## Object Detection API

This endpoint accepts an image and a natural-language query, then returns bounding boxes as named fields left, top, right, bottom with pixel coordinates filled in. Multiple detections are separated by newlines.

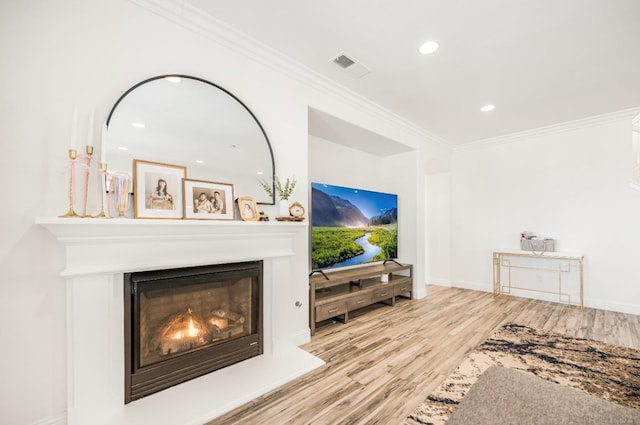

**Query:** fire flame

left=171, top=317, right=201, bottom=340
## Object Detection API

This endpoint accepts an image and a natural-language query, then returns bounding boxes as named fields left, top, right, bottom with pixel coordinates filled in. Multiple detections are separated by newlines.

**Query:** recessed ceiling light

left=480, top=104, right=495, bottom=112
left=131, top=122, right=145, bottom=128
left=257, top=171, right=264, bottom=175
left=117, top=146, right=128, bottom=151
left=195, top=160, right=204, bottom=164
left=165, top=76, right=181, bottom=83
left=419, top=41, right=439, bottom=55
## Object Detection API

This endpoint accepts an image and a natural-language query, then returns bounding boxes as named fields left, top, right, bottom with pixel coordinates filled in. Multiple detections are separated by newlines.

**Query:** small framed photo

left=133, top=159, right=186, bottom=219
left=183, top=179, right=235, bottom=220
left=237, top=197, right=260, bottom=221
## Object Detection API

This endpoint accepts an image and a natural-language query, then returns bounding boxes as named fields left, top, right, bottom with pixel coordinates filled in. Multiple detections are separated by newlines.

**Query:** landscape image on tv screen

left=311, top=182, right=398, bottom=270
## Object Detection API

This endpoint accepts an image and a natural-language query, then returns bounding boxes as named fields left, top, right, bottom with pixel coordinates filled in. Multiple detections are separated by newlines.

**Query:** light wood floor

left=207, top=285, right=640, bottom=425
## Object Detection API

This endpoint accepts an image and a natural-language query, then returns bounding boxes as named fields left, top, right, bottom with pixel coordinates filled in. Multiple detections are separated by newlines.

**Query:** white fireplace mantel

left=37, top=217, right=324, bottom=425
left=38, top=218, right=306, bottom=276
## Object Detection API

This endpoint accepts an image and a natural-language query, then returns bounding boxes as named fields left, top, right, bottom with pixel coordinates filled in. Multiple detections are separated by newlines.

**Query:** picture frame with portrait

left=183, top=178, right=235, bottom=220
left=133, top=159, right=186, bottom=219
left=237, top=197, right=259, bottom=221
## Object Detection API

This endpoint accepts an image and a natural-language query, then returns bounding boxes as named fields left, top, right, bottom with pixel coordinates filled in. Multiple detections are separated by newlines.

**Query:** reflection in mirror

left=106, top=75, right=275, bottom=204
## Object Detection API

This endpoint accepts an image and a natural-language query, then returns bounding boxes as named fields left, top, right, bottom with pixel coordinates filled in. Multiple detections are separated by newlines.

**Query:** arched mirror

left=106, top=75, right=275, bottom=204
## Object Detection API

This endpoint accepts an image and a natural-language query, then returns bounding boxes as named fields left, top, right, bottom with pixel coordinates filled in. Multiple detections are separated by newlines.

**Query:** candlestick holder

left=94, top=162, right=108, bottom=218
left=80, top=145, right=93, bottom=217
left=59, top=149, right=80, bottom=218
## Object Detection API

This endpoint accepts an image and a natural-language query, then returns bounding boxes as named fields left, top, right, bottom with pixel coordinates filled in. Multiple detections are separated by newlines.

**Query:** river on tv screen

left=311, top=183, right=398, bottom=270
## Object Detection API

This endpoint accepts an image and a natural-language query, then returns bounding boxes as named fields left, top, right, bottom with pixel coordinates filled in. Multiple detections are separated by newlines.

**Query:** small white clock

left=288, top=201, right=305, bottom=219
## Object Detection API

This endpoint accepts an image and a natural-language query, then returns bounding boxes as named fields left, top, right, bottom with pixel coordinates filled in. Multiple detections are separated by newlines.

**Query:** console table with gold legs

left=493, top=250, right=584, bottom=309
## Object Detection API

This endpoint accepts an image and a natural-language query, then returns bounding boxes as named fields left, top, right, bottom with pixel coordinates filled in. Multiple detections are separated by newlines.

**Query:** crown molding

left=129, top=0, right=449, bottom=148
left=455, top=107, right=640, bottom=152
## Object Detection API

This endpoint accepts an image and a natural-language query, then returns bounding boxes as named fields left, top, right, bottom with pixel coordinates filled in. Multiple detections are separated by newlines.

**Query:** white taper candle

left=100, top=123, right=108, bottom=164
left=70, top=106, right=78, bottom=150
left=87, top=108, right=95, bottom=148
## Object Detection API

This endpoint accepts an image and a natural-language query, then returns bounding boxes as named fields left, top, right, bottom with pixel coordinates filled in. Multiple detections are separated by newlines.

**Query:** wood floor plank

left=206, top=285, right=640, bottom=425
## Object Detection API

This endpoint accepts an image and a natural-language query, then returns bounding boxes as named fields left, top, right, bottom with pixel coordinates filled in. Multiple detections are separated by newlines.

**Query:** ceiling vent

left=330, top=52, right=371, bottom=78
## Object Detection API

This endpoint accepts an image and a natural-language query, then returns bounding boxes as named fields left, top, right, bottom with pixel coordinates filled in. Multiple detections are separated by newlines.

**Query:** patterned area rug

left=404, top=323, right=640, bottom=425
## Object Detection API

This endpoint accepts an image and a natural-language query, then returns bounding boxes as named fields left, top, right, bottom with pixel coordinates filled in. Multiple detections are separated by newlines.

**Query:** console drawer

left=372, top=287, right=394, bottom=302
left=347, top=292, right=373, bottom=310
left=394, top=281, right=412, bottom=296
left=315, top=300, right=348, bottom=321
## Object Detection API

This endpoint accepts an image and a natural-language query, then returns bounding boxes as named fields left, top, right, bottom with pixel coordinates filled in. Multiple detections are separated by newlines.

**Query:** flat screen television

left=310, top=182, right=398, bottom=271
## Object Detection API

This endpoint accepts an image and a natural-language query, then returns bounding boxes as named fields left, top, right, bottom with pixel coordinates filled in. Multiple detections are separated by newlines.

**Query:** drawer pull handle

left=356, top=300, right=364, bottom=304
left=380, top=292, right=389, bottom=296
left=328, top=308, right=338, bottom=313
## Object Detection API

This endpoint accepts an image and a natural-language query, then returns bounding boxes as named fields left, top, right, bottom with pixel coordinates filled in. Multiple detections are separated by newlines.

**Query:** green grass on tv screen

left=311, top=224, right=397, bottom=270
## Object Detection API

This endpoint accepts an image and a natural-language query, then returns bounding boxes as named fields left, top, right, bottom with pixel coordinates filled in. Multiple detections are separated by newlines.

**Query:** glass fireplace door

left=124, top=261, right=263, bottom=402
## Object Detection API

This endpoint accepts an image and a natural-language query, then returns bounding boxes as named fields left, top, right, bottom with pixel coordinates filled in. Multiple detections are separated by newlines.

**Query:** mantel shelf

left=36, top=217, right=306, bottom=240
left=36, top=217, right=307, bottom=277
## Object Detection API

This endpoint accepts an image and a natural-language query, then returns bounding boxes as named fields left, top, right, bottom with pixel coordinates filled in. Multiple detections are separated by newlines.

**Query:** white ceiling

left=187, top=0, right=640, bottom=146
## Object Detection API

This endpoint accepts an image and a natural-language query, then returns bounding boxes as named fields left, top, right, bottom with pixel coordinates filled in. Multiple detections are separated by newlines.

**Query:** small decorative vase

left=279, top=199, right=290, bottom=217
left=107, top=172, right=132, bottom=218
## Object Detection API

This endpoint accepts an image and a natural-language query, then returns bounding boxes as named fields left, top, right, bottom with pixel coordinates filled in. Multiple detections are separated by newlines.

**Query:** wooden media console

left=309, top=262, right=413, bottom=335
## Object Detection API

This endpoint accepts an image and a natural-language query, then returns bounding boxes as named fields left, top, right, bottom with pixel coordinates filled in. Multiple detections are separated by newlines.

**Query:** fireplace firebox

left=124, top=261, right=263, bottom=403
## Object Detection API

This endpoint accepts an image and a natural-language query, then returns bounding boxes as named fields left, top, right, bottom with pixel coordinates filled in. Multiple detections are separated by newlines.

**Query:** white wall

left=309, top=136, right=389, bottom=194
left=0, top=1, right=440, bottom=424
left=426, top=171, right=451, bottom=286
left=451, top=112, right=640, bottom=314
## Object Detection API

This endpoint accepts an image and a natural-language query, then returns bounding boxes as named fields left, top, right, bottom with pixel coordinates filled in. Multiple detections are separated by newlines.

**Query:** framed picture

left=183, top=179, right=235, bottom=220
left=133, top=159, right=186, bottom=219
left=237, top=197, right=259, bottom=221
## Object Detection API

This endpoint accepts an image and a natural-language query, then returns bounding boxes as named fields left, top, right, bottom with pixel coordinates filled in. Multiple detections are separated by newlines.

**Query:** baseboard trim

left=586, top=298, right=640, bottom=316
left=29, top=413, right=66, bottom=425
left=426, top=277, right=452, bottom=287
left=291, top=328, right=311, bottom=346
left=447, top=282, right=640, bottom=316
left=452, top=280, right=492, bottom=293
